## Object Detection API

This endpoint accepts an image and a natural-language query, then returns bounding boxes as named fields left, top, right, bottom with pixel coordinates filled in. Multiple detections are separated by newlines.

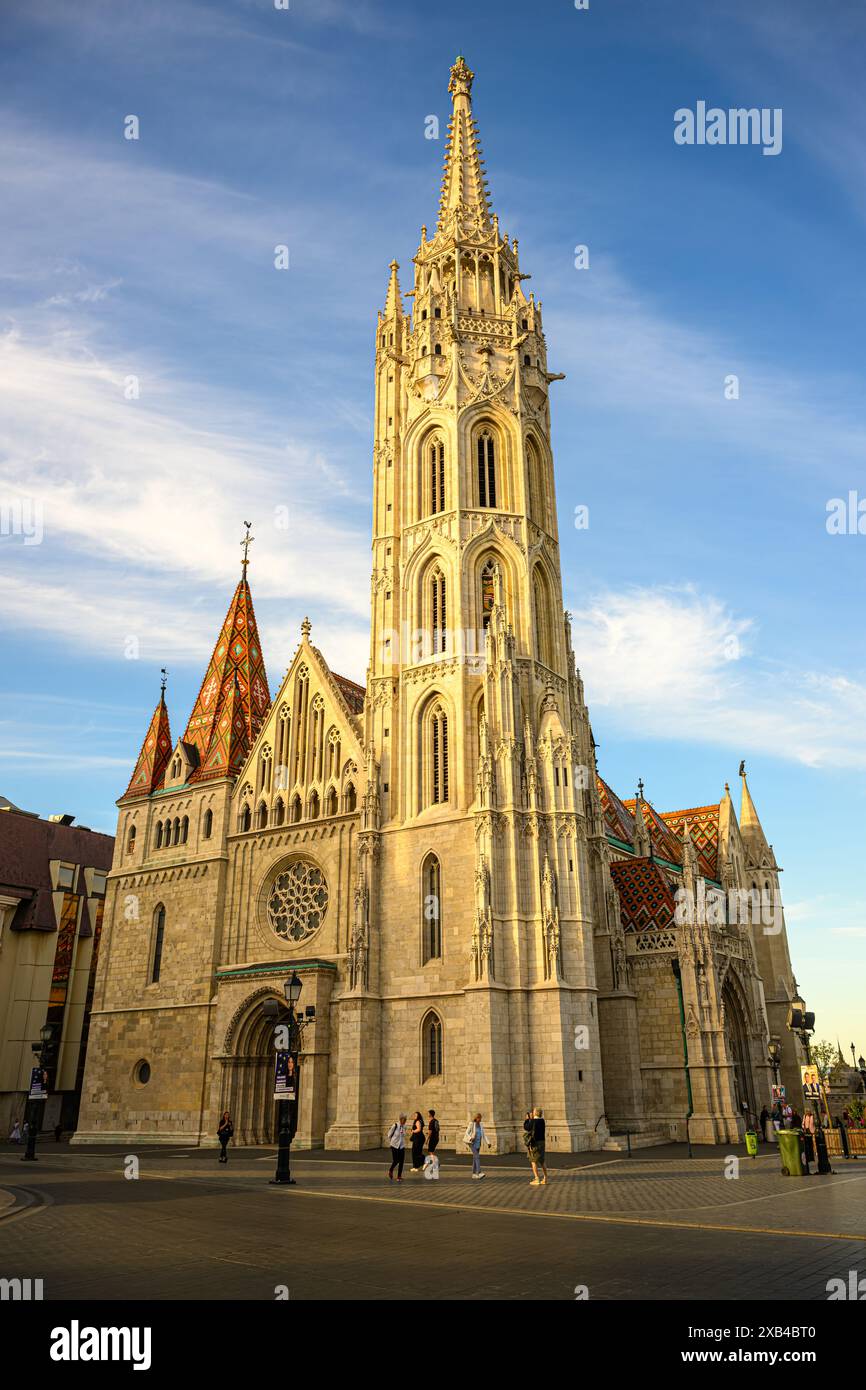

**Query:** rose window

left=267, top=861, right=329, bottom=943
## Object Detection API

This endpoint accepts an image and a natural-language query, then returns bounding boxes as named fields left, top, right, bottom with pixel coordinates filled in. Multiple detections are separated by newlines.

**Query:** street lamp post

left=264, top=973, right=314, bottom=1187
left=21, top=1024, right=55, bottom=1163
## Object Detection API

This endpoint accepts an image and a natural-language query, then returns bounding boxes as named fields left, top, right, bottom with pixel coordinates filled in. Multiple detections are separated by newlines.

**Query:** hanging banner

left=29, top=1066, right=49, bottom=1101
left=273, top=1050, right=298, bottom=1102
left=801, top=1064, right=823, bottom=1101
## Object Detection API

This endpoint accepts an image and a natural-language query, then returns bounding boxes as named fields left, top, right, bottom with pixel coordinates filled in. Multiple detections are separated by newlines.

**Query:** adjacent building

left=0, top=797, right=113, bottom=1134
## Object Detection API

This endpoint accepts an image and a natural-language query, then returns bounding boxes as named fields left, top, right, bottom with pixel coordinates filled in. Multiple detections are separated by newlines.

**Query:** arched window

left=239, top=804, right=251, bottom=833
left=180, top=815, right=189, bottom=845
left=527, top=439, right=545, bottom=529
left=151, top=905, right=166, bottom=984
left=422, top=1011, right=443, bottom=1079
left=422, top=853, right=442, bottom=962
left=293, top=669, right=309, bottom=785
left=275, top=705, right=291, bottom=786
left=163, top=818, right=172, bottom=846
left=325, top=786, right=337, bottom=817
left=309, top=697, right=325, bottom=784
left=533, top=566, right=554, bottom=669
left=172, top=816, right=180, bottom=846
left=477, top=429, right=497, bottom=508
left=127, top=824, right=136, bottom=855
left=308, top=790, right=320, bottom=820
left=202, top=808, right=213, bottom=840
left=481, top=558, right=497, bottom=632
left=256, top=801, right=268, bottom=830
left=429, top=703, right=449, bottom=806
left=429, top=437, right=446, bottom=514
left=290, top=794, right=302, bottom=824
left=327, top=728, right=341, bottom=782
left=344, top=783, right=357, bottom=814
left=273, top=797, right=285, bottom=827
left=155, top=822, right=163, bottom=850
left=430, top=567, right=447, bottom=655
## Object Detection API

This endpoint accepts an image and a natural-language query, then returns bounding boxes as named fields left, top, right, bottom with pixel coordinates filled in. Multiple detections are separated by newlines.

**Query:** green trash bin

left=778, top=1128, right=804, bottom=1176
left=745, top=1129, right=758, bottom=1158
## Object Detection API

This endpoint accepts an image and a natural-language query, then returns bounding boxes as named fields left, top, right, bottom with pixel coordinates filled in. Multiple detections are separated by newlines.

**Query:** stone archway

left=219, top=991, right=283, bottom=1146
left=721, top=972, right=757, bottom=1124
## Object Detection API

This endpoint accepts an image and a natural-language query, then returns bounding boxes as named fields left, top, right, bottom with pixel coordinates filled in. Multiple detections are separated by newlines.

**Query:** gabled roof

left=596, top=776, right=635, bottom=845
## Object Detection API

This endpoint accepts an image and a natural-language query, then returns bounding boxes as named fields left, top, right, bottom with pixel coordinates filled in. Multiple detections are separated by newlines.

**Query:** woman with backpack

left=217, top=1110, right=234, bottom=1164
left=387, top=1113, right=407, bottom=1181
left=526, top=1106, right=547, bottom=1185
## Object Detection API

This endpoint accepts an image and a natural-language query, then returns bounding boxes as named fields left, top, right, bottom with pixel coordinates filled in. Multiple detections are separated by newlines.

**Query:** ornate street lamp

left=264, top=973, right=314, bottom=1187
left=21, top=1023, right=56, bottom=1163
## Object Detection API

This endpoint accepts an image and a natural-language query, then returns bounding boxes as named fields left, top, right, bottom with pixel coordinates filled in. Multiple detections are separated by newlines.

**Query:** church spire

left=437, top=55, right=493, bottom=233
left=122, top=671, right=172, bottom=799
left=739, top=761, right=772, bottom=863
left=183, top=529, right=271, bottom=780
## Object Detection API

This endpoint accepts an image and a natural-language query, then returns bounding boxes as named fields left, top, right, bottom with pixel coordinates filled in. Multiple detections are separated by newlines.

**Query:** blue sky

left=0, top=0, right=863, bottom=1052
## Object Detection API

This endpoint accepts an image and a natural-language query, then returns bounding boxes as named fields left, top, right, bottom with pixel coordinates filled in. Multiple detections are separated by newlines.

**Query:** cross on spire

left=160, top=667, right=168, bottom=696
left=240, top=521, right=254, bottom=574
left=637, top=778, right=644, bottom=799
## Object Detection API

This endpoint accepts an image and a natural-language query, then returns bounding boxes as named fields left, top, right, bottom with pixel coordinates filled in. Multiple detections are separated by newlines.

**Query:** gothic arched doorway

left=220, top=992, right=282, bottom=1146
left=721, top=974, right=757, bottom=1125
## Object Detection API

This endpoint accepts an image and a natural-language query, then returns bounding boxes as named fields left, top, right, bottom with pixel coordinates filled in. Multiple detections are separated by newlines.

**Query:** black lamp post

left=21, top=1024, right=55, bottom=1163
left=768, top=1038, right=782, bottom=1091
left=269, top=972, right=304, bottom=1187
left=786, top=994, right=818, bottom=1119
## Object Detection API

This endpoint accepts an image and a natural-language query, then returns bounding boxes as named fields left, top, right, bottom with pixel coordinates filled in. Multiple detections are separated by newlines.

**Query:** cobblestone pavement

left=1, top=1146, right=864, bottom=1301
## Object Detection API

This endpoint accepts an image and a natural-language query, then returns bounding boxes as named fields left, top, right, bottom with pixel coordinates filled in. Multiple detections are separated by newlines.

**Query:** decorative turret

left=122, top=670, right=172, bottom=799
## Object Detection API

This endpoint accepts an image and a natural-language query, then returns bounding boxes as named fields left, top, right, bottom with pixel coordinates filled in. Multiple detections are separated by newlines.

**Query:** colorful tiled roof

left=609, top=858, right=676, bottom=933
left=184, top=577, right=271, bottom=782
left=659, top=804, right=720, bottom=880
left=123, top=695, right=172, bottom=799
left=596, top=776, right=635, bottom=844
left=332, top=673, right=366, bottom=715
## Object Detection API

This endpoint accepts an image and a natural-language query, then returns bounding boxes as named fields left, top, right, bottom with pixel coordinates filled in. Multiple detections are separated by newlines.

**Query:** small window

left=422, top=308, right=428, bottom=320
left=203, top=809, right=213, bottom=839
left=126, top=825, right=136, bottom=855
left=91, top=872, right=107, bottom=896
left=239, top=804, right=251, bottom=833
left=434, top=307, right=441, bottom=319
left=523, top=354, right=530, bottom=366
left=57, top=865, right=75, bottom=890
left=422, top=854, right=442, bottom=962
left=344, top=784, right=357, bottom=814
left=477, top=431, right=497, bottom=508
left=434, top=343, right=442, bottom=356
left=134, top=1060, right=151, bottom=1086
left=423, top=1012, right=443, bottom=1079
left=155, top=822, right=163, bottom=850
left=181, top=815, right=189, bottom=844
left=151, top=906, right=166, bottom=983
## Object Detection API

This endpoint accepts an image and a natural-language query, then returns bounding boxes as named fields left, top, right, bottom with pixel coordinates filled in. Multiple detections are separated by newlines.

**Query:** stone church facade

left=75, top=58, right=806, bottom=1153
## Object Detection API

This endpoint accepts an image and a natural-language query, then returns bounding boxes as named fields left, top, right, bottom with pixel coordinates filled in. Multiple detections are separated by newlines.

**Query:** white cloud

left=569, top=584, right=866, bottom=769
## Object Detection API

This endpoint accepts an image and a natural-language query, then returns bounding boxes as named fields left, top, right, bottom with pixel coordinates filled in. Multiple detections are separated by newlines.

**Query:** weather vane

left=241, top=521, right=254, bottom=573
left=637, top=778, right=644, bottom=799
left=160, top=667, right=168, bottom=695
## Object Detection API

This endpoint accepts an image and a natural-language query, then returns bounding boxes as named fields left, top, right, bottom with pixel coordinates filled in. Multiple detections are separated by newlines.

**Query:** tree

left=810, top=1039, right=839, bottom=1081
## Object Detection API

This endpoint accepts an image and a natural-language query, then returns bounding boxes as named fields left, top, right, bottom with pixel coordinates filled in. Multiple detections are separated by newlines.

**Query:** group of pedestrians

left=386, top=1106, right=548, bottom=1185
left=387, top=1109, right=441, bottom=1180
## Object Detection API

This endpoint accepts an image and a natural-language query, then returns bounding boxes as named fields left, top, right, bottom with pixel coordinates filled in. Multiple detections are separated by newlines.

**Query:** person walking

left=9, top=1118, right=21, bottom=1144
left=409, top=1111, right=425, bottom=1172
left=526, top=1106, right=548, bottom=1185
left=217, top=1110, right=234, bottom=1164
left=463, top=1112, right=489, bottom=1179
left=387, top=1113, right=407, bottom=1182
left=426, top=1109, right=440, bottom=1157
left=759, top=1105, right=770, bottom=1143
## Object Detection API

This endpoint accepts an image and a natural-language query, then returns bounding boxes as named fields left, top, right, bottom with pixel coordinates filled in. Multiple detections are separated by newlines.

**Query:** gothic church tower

left=335, top=57, right=611, bottom=1151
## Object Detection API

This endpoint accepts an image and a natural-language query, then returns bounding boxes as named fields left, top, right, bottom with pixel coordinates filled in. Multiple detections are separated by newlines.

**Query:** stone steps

left=602, top=1130, right=669, bottom=1151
